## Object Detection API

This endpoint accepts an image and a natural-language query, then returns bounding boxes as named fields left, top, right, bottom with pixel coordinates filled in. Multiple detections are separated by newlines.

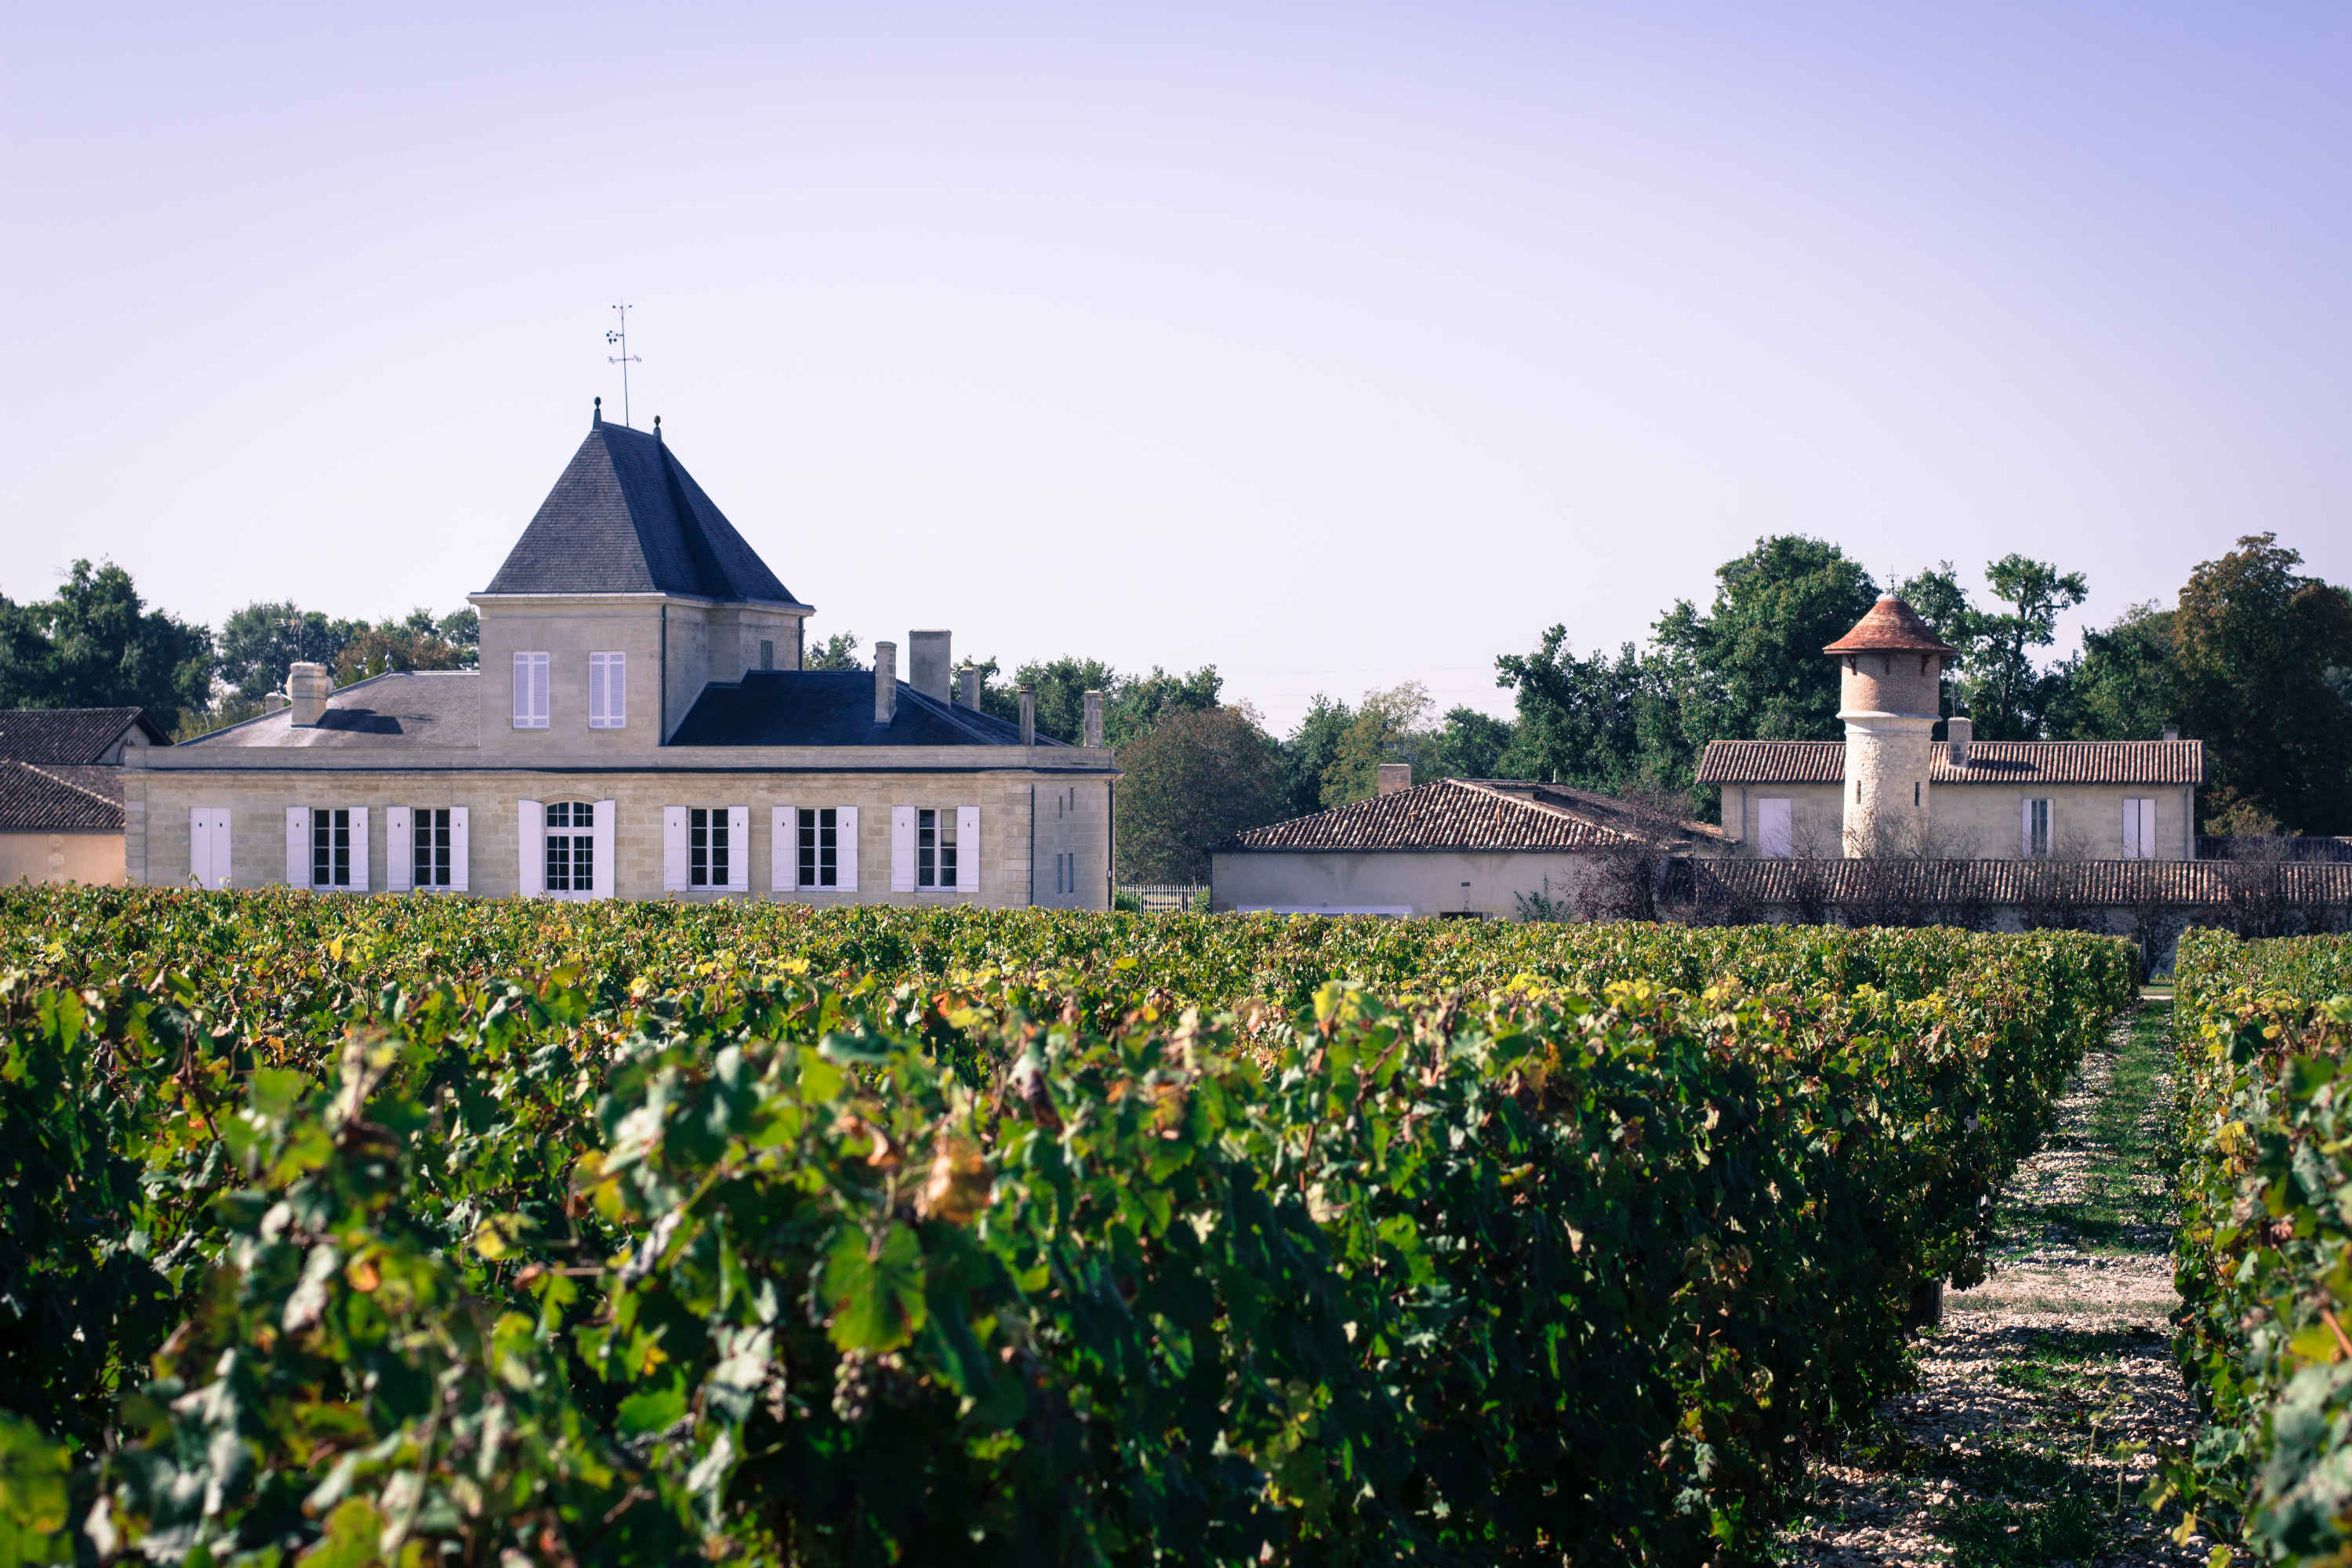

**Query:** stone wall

left=0, top=831, right=125, bottom=887
left=1209, top=849, right=1621, bottom=920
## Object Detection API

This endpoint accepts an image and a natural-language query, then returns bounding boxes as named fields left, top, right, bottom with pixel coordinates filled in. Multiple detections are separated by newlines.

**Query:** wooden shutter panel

left=838, top=806, right=859, bottom=892
left=349, top=808, right=370, bottom=893
left=588, top=656, right=604, bottom=727
left=956, top=806, right=980, bottom=895
left=449, top=807, right=470, bottom=892
left=592, top=800, right=617, bottom=900
left=209, top=808, right=231, bottom=889
left=891, top=807, right=916, bottom=892
left=2121, top=800, right=2138, bottom=859
left=386, top=807, right=412, bottom=892
left=286, top=806, right=308, bottom=887
left=518, top=800, right=544, bottom=897
left=727, top=807, right=750, bottom=891
left=663, top=807, right=689, bottom=891
left=771, top=806, right=793, bottom=894
left=608, top=654, right=624, bottom=727
left=514, top=653, right=533, bottom=726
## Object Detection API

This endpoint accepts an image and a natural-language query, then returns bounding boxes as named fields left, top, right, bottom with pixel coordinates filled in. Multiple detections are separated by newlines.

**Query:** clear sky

left=7, top=2, right=2348, bottom=731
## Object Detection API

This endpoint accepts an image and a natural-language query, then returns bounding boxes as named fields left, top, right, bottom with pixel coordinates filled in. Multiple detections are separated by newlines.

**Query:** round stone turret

left=1824, top=597, right=1955, bottom=856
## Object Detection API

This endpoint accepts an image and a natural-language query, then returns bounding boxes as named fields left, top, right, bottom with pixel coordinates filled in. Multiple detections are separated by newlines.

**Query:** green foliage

left=0, top=560, right=215, bottom=731
left=2164, top=931, right=2352, bottom=1562
left=976, top=655, right=1223, bottom=748
left=0, top=890, right=2132, bottom=1565
left=215, top=601, right=365, bottom=702
left=1113, top=705, right=1290, bottom=881
left=804, top=630, right=862, bottom=670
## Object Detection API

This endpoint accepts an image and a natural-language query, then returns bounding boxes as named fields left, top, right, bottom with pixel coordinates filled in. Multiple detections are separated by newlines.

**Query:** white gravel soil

left=1772, top=1004, right=2216, bottom=1568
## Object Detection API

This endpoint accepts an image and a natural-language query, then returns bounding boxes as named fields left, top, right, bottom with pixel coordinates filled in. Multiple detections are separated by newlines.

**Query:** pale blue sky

left=7, top=2, right=2347, bottom=730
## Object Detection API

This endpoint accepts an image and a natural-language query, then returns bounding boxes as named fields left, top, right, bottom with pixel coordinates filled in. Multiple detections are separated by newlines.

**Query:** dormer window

left=590, top=652, right=626, bottom=729
left=513, top=652, right=550, bottom=728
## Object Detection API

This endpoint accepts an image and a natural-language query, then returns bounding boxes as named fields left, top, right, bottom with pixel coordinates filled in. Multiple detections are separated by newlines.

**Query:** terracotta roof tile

left=1696, top=738, right=2205, bottom=786
left=1823, top=597, right=1959, bottom=655
left=1218, top=778, right=1719, bottom=853
left=0, top=761, right=125, bottom=833
left=0, top=707, right=165, bottom=763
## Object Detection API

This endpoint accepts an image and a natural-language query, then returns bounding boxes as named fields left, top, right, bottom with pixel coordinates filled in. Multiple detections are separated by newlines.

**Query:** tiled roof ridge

left=1823, top=596, right=1960, bottom=655
left=19, top=760, right=122, bottom=811
left=1221, top=776, right=1642, bottom=853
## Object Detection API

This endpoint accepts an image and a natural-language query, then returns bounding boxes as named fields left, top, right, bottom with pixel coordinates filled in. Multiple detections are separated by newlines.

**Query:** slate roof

left=1824, top=597, right=1959, bottom=655
left=484, top=418, right=805, bottom=604
left=180, top=671, right=482, bottom=749
left=1680, top=856, right=2352, bottom=907
left=0, top=707, right=167, bottom=763
left=669, top=672, right=1054, bottom=747
left=1216, top=778, right=1721, bottom=854
left=1696, top=738, right=2205, bottom=786
left=0, top=761, right=124, bottom=832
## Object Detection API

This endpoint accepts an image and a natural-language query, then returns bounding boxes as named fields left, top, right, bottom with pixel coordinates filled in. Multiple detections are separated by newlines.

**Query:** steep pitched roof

left=668, top=672, right=1055, bottom=748
left=0, top=760, right=124, bottom=832
left=1217, top=778, right=1719, bottom=854
left=1824, top=597, right=1958, bottom=655
left=484, top=419, right=805, bottom=604
left=1695, top=738, right=2205, bottom=786
left=0, top=707, right=166, bottom=763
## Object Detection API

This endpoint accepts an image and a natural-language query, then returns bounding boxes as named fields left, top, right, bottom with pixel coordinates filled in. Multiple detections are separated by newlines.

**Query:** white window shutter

left=286, top=806, right=307, bottom=887
left=772, top=806, right=793, bottom=894
left=727, top=807, right=750, bottom=891
left=192, top=808, right=227, bottom=889
left=514, top=653, right=533, bottom=726
left=956, top=806, right=980, bottom=894
left=2020, top=799, right=2034, bottom=858
left=837, top=806, right=859, bottom=892
left=209, top=808, right=230, bottom=888
left=588, top=657, right=603, bottom=727
left=349, top=808, right=370, bottom=892
left=534, top=656, right=549, bottom=724
left=2121, top=800, right=2138, bottom=859
left=891, top=806, right=916, bottom=892
left=592, top=800, right=617, bottom=900
left=608, top=653, right=625, bottom=727
left=663, top=806, right=689, bottom=891
left=386, top=807, right=412, bottom=892
left=449, top=807, right=470, bottom=892
left=518, top=800, right=545, bottom=897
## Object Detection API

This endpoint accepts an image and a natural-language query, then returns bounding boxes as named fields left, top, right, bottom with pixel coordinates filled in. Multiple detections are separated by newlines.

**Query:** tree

left=1113, top=706, right=1290, bottom=882
left=2170, top=535, right=2352, bottom=834
left=977, top=656, right=1221, bottom=748
left=1425, top=706, right=1514, bottom=781
left=1650, top=535, right=1879, bottom=750
left=805, top=631, right=862, bottom=670
left=0, top=561, right=213, bottom=731
left=216, top=603, right=362, bottom=701
left=1492, top=634, right=1676, bottom=794
left=333, top=623, right=473, bottom=684
left=1317, top=682, right=1436, bottom=806
left=1965, top=555, right=2087, bottom=740
left=1281, top=696, right=1352, bottom=819
left=2046, top=602, right=2179, bottom=744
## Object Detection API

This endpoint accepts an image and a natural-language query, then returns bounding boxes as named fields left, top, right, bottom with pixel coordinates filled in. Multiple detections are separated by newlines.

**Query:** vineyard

left=2169, top=931, right=2352, bottom=1563
left=0, top=888, right=2136, bottom=1565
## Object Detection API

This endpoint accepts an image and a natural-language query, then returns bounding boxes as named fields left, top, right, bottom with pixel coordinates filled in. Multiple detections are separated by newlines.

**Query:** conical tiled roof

left=1823, top=596, right=1958, bottom=655
left=484, top=418, right=805, bottom=604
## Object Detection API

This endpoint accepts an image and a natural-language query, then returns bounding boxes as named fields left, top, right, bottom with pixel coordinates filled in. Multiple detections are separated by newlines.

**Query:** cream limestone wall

left=0, top=832, right=125, bottom=886
left=1929, top=782, right=2198, bottom=861
left=124, top=760, right=1110, bottom=908
left=1842, top=717, right=1936, bottom=855
left=1029, top=776, right=1109, bottom=909
left=1208, top=850, right=1619, bottom=920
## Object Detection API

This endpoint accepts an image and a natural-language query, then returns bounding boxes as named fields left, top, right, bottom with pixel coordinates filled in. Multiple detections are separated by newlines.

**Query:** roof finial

left=654, top=414, right=662, bottom=443
left=593, top=395, right=602, bottom=428
left=605, top=303, right=641, bottom=426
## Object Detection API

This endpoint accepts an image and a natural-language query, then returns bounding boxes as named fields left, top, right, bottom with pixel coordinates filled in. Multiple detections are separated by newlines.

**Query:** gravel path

left=1773, top=1003, right=2216, bottom=1568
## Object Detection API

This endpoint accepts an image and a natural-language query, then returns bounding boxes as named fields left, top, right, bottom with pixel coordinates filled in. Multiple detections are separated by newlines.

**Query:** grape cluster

left=830, top=1350, right=916, bottom=1425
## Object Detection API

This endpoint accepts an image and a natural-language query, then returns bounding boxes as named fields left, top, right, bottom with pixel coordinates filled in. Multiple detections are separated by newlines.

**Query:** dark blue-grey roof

left=670, top=671, right=1060, bottom=747
left=484, top=419, right=804, bottom=603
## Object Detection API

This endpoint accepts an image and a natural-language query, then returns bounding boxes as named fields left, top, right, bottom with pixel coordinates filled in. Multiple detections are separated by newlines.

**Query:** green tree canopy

left=1492, top=635, right=1677, bottom=795
left=0, top=561, right=213, bottom=731
left=1650, top=535, right=1879, bottom=748
left=1112, top=705, right=1290, bottom=881
left=216, top=602, right=364, bottom=700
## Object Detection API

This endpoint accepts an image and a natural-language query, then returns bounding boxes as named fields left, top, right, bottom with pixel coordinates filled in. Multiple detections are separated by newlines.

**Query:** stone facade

left=0, top=831, right=124, bottom=887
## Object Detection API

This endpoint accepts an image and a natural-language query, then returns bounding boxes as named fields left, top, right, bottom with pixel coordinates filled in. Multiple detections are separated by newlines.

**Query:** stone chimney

left=957, top=667, right=981, bottom=709
left=909, top=630, right=951, bottom=703
left=1082, top=690, right=1104, bottom=749
left=1018, top=687, right=1036, bottom=745
left=288, top=662, right=331, bottom=727
left=262, top=691, right=289, bottom=714
left=1377, top=763, right=1413, bottom=796
left=2162, top=723, right=2180, bottom=742
left=873, top=641, right=897, bottom=724
left=1947, top=714, right=1972, bottom=767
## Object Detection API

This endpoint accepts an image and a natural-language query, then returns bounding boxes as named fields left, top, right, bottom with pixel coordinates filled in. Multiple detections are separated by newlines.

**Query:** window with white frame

left=413, top=808, right=454, bottom=887
left=689, top=807, right=730, bottom=887
left=2022, top=798, right=2053, bottom=858
left=2122, top=797, right=2158, bottom=860
left=313, top=808, right=354, bottom=887
left=800, top=808, right=838, bottom=887
left=918, top=808, right=958, bottom=888
left=546, top=801, right=596, bottom=893
left=513, top=652, right=550, bottom=728
left=589, top=652, right=626, bottom=729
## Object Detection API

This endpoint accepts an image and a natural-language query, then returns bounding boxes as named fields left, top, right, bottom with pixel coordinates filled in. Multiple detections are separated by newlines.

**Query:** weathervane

left=605, top=303, right=641, bottom=427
